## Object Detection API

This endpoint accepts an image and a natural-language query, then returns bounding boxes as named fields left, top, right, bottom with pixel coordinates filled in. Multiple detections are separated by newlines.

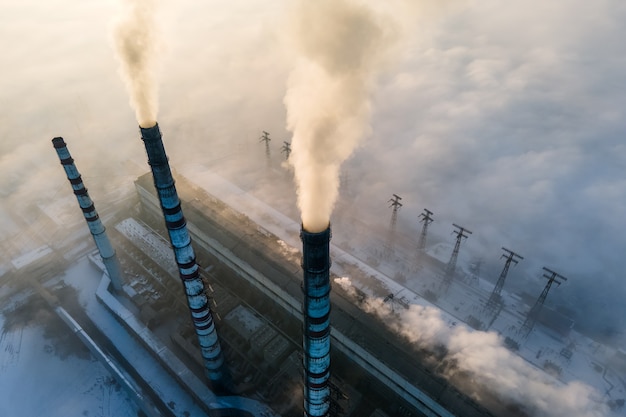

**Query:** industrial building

left=131, top=170, right=503, bottom=417
left=1, top=130, right=623, bottom=417
left=16, top=148, right=618, bottom=416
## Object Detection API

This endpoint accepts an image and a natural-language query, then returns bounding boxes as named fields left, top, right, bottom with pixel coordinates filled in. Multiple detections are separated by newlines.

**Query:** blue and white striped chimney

left=138, top=123, right=225, bottom=385
left=301, top=225, right=332, bottom=417
left=52, top=137, right=124, bottom=292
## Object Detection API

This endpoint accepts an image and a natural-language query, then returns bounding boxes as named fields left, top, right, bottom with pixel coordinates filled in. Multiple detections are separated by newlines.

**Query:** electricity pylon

left=417, top=208, right=434, bottom=252
left=485, top=248, right=523, bottom=321
left=281, top=141, right=291, bottom=160
left=383, top=194, right=402, bottom=258
left=259, top=131, right=271, bottom=165
left=519, top=267, right=567, bottom=338
left=442, top=223, right=472, bottom=291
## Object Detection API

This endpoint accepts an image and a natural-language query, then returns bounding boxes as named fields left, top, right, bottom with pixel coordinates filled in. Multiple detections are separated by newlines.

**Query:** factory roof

left=11, top=245, right=53, bottom=270
left=166, top=165, right=623, bottom=417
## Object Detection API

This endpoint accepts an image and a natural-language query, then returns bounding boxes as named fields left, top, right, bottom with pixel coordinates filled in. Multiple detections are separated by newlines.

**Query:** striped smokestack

left=301, top=225, right=331, bottom=417
left=139, top=123, right=225, bottom=385
left=51, top=137, right=124, bottom=292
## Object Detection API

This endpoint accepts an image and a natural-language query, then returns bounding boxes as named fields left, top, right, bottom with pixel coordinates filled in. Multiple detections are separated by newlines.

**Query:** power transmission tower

left=417, top=208, right=434, bottom=252
left=442, top=223, right=472, bottom=291
left=485, top=248, right=523, bottom=319
left=384, top=194, right=402, bottom=258
left=383, top=292, right=398, bottom=313
left=281, top=141, right=291, bottom=160
left=259, top=130, right=271, bottom=165
left=519, top=267, right=567, bottom=338
left=389, top=194, right=403, bottom=229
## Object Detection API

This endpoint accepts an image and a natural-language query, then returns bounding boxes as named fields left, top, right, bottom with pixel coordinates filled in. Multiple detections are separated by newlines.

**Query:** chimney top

left=51, top=137, right=66, bottom=148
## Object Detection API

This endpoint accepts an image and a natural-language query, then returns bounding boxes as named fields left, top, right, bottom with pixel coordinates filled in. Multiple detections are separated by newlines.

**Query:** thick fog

left=1, top=0, right=625, bottom=373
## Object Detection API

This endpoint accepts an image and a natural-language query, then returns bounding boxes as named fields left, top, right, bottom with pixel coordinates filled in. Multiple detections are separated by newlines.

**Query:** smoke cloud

left=284, top=0, right=395, bottom=233
left=112, top=0, right=161, bottom=128
left=334, top=277, right=608, bottom=417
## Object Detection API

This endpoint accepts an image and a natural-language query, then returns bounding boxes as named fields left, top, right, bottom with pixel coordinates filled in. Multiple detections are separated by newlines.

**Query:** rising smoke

left=335, top=277, right=608, bottom=417
left=284, top=0, right=395, bottom=233
left=283, top=0, right=464, bottom=233
left=112, top=0, right=160, bottom=128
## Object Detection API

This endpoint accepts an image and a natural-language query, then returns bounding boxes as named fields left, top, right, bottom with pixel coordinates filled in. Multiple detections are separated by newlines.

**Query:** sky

left=1, top=0, right=625, bottom=343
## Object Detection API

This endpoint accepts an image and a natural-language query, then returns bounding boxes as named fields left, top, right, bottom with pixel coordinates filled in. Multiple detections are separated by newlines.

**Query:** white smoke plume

left=283, top=0, right=464, bottom=233
left=112, top=0, right=161, bottom=128
left=284, top=0, right=395, bottom=233
left=334, top=277, right=608, bottom=417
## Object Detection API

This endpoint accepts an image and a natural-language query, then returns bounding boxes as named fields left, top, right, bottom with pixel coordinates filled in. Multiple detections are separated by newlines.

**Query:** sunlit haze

left=1, top=0, right=626, bottom=415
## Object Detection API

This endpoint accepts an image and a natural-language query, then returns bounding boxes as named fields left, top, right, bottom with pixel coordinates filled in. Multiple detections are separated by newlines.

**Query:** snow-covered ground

left=0, top=296, right=139, bottom=417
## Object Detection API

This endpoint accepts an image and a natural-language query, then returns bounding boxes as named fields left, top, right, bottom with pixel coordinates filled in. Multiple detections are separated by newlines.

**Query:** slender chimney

left=139, top=123, right=225, bottom=385
left=52, top=137, right=124, bottom=292
left=301, top=225, right=331, bottom=417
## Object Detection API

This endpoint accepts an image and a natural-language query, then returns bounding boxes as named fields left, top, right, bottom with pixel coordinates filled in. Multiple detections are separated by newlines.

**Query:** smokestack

left=301, top=225, right=332, bottom=417
left=139, top=123, right=225, bottom=385
left=52, top=137, right=124, bottom=292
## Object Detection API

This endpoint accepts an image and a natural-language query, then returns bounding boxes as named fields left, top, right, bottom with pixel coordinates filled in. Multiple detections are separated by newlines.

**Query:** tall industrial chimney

left=52, top=137, right=124, bottom=292
left=301, top=226, right=332, bottom=417
left=138, top=123, right=226, bottom=385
